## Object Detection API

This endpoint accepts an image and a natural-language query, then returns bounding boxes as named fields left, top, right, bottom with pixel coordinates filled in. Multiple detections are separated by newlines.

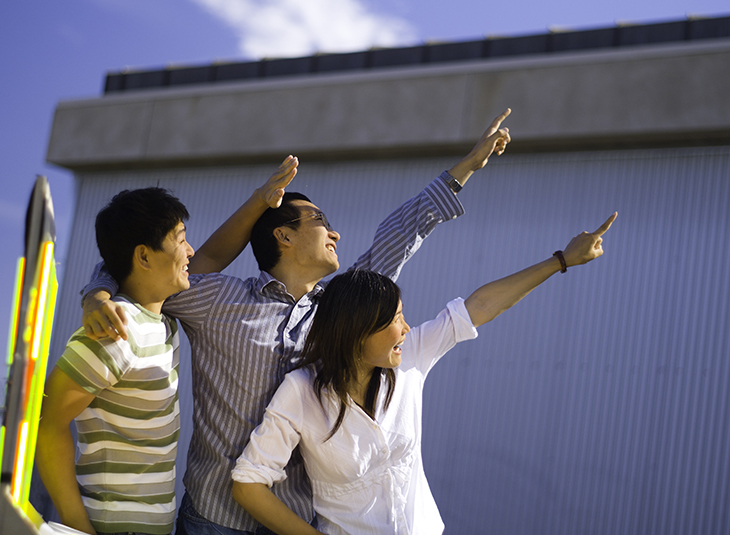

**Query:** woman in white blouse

left=231, top=213, right=616, bottom=535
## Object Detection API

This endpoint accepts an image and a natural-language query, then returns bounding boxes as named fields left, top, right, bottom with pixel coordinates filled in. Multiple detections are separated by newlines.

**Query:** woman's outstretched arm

left=465, top=212, right=617, bottom=327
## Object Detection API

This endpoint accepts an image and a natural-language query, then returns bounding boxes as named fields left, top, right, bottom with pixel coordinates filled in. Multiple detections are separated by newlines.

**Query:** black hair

left=95, top=187, right=189, bottom=283
left=250, top=192, right=311, bottom=273
left=297, top=269, right=400, bottom=440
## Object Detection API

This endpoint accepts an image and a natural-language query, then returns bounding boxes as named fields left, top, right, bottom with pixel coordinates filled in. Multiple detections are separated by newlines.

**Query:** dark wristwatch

left=444, top=174, right=463, bottom=193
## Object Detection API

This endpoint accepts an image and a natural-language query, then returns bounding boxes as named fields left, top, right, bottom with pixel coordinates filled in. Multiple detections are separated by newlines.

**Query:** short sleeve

left=56, top=328, right=133, bottom=396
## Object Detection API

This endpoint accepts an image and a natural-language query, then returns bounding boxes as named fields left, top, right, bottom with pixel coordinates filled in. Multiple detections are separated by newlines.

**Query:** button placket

left=281, top=295, right=314, bottom=364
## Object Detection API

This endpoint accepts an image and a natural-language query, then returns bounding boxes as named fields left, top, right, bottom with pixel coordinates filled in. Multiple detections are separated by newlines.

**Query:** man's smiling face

left=284, top=200, right=341, bottom=278
left=147, top=220, right=195, bottom=299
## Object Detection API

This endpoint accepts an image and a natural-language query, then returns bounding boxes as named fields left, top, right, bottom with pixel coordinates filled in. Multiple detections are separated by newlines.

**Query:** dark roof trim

left=104, top=15, right=730, bottom=94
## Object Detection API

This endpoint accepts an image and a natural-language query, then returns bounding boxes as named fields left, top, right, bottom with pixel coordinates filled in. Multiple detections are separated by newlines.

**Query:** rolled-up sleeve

left=403, top=298, right=478, bottom=375
left=231, top=373, right=305, bottom=487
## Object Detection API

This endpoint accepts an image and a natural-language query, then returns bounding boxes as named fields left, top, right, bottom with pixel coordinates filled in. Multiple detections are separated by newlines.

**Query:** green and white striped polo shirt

left=57, top=295, right=180, bottom=535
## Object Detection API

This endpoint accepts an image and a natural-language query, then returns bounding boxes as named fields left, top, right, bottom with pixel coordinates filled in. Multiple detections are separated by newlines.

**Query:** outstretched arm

left=232, top=482, right=323, bottom=535
left=351, top=110, right=512, bottom=280
left=465, top=213, right=617, bottom=327
left=189, top=155, right=298, bottom=274
left=36, top=367, right=98, bottom=535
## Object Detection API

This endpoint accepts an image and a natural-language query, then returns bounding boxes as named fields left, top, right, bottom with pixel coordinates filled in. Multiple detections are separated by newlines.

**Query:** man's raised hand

left=259, top=155, right=298, bottom=209
left=468, top=108, right=512, bottom=170
left=447, top=109, right=512, bottom=184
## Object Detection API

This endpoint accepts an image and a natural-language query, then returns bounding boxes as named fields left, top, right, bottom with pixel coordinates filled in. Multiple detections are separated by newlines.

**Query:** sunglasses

left=284, top=211, right=333, bottom=231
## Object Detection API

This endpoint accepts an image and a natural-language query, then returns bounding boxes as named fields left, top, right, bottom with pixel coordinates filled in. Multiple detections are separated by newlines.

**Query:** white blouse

left=232, top=298, right=478, bottom=535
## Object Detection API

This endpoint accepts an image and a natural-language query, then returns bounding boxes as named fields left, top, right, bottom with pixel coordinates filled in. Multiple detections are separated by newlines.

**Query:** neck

left=268, top=265, right=323, bottom=301
left=349, top=366, right=375, bottom=409
left=119, top=280, right=164, bottom=315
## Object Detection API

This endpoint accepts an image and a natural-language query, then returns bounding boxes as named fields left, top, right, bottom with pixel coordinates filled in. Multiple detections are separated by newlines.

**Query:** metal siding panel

left=47, top=147, right=730, bottom=535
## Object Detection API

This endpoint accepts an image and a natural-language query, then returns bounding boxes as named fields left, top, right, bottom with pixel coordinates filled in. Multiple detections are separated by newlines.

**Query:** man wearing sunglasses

left=79, top=110, right=511, bottom=535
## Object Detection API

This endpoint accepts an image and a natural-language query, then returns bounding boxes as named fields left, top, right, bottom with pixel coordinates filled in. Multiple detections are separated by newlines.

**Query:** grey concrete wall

left=47, top=39, right=730, bottom=170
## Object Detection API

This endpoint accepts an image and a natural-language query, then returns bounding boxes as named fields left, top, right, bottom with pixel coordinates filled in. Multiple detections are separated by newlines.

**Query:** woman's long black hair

left=297, top=270, right=401, bottom=440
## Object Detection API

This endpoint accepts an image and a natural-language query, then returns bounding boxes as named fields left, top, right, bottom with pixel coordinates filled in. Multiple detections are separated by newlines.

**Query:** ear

left=133, top=244, right=153, bottom=271
left=273, top=227, right=292, bottom=249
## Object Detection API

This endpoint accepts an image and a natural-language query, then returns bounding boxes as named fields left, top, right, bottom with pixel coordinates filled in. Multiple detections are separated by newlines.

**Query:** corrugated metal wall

left=46, top=146, right=730, bottom=534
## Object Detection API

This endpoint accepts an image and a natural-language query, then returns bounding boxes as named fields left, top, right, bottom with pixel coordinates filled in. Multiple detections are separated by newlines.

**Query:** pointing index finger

left=594, top=212, right=618, bottom=236
left=489, top=108, right=511, bottom=131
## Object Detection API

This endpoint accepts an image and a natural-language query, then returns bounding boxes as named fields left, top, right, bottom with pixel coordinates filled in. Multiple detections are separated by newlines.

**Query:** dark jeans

left=99, top=533, right=170, bottom=535
left=174, top=492, right=277, bottom=535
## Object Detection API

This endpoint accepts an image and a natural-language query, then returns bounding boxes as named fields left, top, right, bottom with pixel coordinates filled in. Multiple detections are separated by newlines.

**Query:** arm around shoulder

left=82, top=290, right=128, bottom=341
left=80, top=262, right=128, bottom=341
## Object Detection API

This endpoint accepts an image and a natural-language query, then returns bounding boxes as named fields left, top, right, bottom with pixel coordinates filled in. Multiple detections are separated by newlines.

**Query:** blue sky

left=1, top=0, right=729, bottom=364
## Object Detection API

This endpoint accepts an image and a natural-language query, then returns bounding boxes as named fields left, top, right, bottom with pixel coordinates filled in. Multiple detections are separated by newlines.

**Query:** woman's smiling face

left=359, top=300, right=410, bottom=371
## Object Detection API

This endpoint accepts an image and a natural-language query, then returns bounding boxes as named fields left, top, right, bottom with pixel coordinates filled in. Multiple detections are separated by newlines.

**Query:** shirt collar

left=256, top=271, right=325, bottom=302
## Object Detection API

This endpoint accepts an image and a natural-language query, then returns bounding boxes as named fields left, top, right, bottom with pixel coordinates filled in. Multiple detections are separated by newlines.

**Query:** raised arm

left=36, top=367, right=98, bottom=535
left=189, top=155, right=298, bottom=274
left=465, top=213, right=617, bottom=327
left=80, top=157, right=298, bottom=340
left=351, top=110, right=512, bottom=281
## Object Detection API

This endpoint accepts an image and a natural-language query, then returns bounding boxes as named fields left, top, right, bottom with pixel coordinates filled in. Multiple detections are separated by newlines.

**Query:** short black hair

left=250, top=192, right=311, bottom=273
left=95, top=187, right=189, bottom=283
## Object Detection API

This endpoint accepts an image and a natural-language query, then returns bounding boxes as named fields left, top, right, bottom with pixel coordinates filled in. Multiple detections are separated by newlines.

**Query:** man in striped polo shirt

left=37, top=188, right=195, bottom=535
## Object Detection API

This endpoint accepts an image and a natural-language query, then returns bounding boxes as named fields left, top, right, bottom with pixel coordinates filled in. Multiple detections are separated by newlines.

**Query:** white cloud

left=189, top=0, right=419, bottom=59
